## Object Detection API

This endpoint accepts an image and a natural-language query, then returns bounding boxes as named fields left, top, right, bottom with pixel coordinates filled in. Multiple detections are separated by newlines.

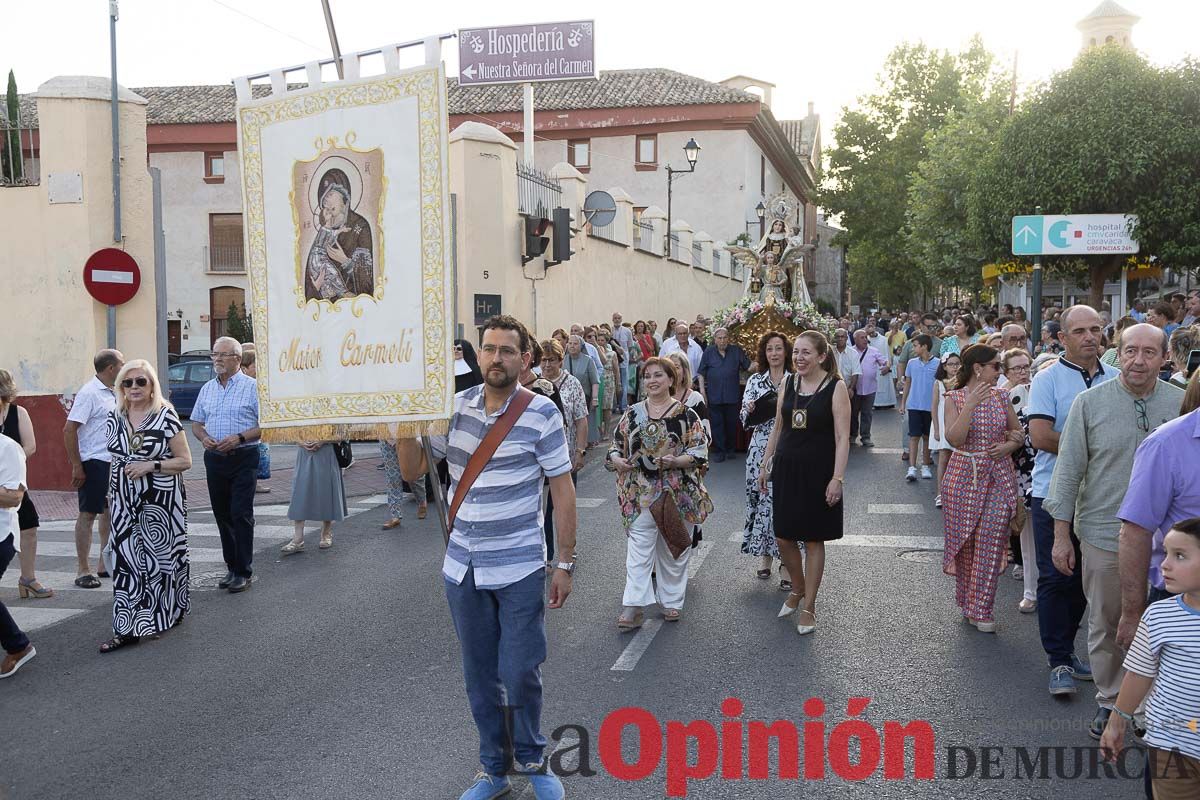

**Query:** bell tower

left=1077, top=1, right=1140, bottom=52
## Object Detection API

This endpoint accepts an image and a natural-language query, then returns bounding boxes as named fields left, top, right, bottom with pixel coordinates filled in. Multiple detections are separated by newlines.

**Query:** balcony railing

left=516, top=162, right=562, bottom=218
left=1, top=121, right=39, bottom=186
left=204, top=244, right=246, bottom=273
left=634, top=219, right=655, bottom=253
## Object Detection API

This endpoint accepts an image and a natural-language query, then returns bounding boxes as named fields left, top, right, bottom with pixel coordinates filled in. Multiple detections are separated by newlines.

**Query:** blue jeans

left=1031, top=497, right=1086, bottom=667
left=0, top=534, right=30, bottom=655
left=445, top=567, right=548, bottom=775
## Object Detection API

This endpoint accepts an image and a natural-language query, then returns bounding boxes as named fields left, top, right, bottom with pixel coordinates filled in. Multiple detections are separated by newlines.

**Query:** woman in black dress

left=758, top=330, right=850, bottom=635
left=0, top=369, right=52, bottom=598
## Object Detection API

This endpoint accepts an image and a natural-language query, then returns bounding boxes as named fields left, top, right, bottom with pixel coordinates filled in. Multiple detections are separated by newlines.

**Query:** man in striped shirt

left=399, top=315, right=576, bottom=800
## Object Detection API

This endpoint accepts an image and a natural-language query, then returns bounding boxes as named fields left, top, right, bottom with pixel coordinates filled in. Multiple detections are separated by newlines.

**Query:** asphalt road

left=2, top=412, right=1145, bottom=799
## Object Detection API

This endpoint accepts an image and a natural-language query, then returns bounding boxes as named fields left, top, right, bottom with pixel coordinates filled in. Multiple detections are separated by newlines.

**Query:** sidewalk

left=31, top=453, right=390, bottom=521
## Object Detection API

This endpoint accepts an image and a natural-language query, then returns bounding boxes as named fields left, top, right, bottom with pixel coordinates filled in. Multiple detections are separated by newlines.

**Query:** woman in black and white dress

left=740, top=332, right=793, bottom=588
left=100, top=360, right=192, bottom=653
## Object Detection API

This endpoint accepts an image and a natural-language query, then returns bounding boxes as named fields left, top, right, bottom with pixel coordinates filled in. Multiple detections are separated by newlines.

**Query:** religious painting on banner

left=236, top=62, right=454, bottom=443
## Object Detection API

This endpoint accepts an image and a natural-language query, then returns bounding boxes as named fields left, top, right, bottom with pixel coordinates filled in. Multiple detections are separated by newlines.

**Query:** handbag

left=649, top=491, right=692, bottom=559
left=334, top=441, right=353, bottom=469
left=744, top=390, right=778, bottom=428
left=448, top=387, right=535, bottom=531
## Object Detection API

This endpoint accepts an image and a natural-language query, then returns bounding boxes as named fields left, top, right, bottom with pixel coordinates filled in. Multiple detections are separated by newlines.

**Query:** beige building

left=15, top=69, right=820, bottom=352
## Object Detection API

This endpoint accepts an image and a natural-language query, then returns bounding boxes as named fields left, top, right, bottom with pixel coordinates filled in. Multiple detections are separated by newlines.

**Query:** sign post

left=84, top=249, right=141, bottom=348
left=457, top=21, right=596, bottom=169
left=1011, top=210, right=1139, bottom=334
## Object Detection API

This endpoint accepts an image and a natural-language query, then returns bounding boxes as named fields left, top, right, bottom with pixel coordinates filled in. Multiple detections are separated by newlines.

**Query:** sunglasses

left=121, top=377, right=149, bottom=388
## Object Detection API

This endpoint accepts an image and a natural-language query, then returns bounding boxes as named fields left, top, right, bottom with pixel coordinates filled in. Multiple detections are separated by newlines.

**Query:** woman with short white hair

left=99, top=360, right=193, bottom=653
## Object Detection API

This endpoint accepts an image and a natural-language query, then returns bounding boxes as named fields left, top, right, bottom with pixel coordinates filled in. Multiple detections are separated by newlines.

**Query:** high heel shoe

left=17, top=578, right=54, bottom=599
left=796, top=609, right=817, bottom=635
left=778, top=592, right=804, bottom=618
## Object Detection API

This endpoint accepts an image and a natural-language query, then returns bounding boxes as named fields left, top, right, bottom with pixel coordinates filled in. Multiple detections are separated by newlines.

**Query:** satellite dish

left=582, top=190, right=616, bottom=228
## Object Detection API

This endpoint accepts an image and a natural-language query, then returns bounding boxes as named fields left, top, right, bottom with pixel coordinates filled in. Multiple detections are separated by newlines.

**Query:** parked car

left=167, top=350, right=213, bottom=366
left=167, top=360, right=214, bottom=417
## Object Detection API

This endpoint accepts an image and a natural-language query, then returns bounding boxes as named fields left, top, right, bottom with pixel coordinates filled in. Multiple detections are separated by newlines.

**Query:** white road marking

left=687, top=541, right=714, bottom=578
left=610, top=619, right=664, bottom=672
left=36, top=542, right=229, bottom=563
left=834, top=535, right=944, bottom=549
left=0, top=570, right=113, bottom=592
left=866, top=448, right=905, bottom=454
left=867, top=503, right=927, bottom=515
left=9, top=607, right=90, bottom=632
left=575, top=498, right=607, bottom=508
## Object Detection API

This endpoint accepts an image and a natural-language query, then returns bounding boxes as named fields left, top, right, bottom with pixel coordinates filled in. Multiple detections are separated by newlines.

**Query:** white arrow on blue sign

left=1011, top=214, right=1139, bottom=256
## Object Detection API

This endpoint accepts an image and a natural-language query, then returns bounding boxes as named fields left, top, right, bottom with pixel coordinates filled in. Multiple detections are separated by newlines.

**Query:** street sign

left=474, top=293, right=501, bottom=326
left=1011, top=214, right=1139, bottom=256
left=83, top=248, right=141, bottom=306
left=457, top=21, right=596, bottom=86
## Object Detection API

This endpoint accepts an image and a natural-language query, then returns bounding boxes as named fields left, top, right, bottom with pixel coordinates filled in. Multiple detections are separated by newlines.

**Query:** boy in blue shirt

left=899, top=334, right=939, bottom=482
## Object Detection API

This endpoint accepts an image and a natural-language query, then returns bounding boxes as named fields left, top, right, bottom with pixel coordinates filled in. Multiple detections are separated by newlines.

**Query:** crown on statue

left=764, top=191, right=798, bottom=223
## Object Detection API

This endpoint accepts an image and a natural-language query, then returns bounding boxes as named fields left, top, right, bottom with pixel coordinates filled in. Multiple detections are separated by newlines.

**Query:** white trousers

left=1019, top=513, right=1039, bottom=602
left=623, top=509, right=691, bottom=610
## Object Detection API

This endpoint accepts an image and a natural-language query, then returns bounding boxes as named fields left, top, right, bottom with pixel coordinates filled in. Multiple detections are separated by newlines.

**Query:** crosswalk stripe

left=9, top=607, right=91, bottom=632
left=576, top=498, right=607, bottom=508
left=833, top=535, right=944, bottom=549
left=0, top=570, right=114, bottom=592
left=610, top=619, right=664, bottom=672
left=36, top=542, right=228, bottom=563
left=867, top=503, right=927, bottom=515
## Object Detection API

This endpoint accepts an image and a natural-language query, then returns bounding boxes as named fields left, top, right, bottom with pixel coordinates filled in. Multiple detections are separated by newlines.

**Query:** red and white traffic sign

left=83, top=248, right=141, bottom=306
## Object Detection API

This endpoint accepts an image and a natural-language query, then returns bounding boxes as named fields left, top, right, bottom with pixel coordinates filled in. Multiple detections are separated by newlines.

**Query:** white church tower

left=1077, top=1, right=1140, bottom=51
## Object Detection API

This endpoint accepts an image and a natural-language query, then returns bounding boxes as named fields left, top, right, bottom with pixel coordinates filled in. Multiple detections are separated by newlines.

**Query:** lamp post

left=755, top=201, right=766, bottom=241
left=665, top=138, right=701, bottom=257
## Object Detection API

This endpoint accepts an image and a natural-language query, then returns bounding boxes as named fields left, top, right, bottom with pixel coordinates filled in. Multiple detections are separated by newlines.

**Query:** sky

left=7, top=0, right=1195, bottom=132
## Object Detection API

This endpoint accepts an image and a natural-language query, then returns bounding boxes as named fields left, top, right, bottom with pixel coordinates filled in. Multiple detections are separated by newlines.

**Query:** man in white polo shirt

left=63, top=348, right=123, bottom=589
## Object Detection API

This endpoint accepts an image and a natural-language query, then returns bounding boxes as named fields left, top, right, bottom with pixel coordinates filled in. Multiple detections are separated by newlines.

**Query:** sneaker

left=1012, top=564, right=1024, bottom=580
left=1018, top=598, right=1037, bottom=613
left=1088, top=707, right=1112, bottom=741
left=458, top=771, right=511, bottom=800
left=861, top=439, right=875, bottom=448
left=920, top=464, right=933, bottom=479
left=513, top=762, right=564, bottom=800
left=934, top=494, right=942, bottom=508
left=0, top=645, right=36, bottom=679
left=1069, top=654, right=1093, bottom=682
left=906, top=466, right=917, bottom=482
left=1048, top=664, right=1078, bottom=696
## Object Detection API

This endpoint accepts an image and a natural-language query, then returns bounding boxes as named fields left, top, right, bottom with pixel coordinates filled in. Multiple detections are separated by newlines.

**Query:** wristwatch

left=555, top=561, right=576, bottom=574
left=154, top=460, right=162, bottom=473
left=237, top=433, right=246, bottom=444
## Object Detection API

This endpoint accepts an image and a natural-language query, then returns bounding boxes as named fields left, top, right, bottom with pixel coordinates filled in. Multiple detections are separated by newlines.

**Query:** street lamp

left=665, top=138, right=701, bottom=257
left=755, top=201, right=766, bottom=241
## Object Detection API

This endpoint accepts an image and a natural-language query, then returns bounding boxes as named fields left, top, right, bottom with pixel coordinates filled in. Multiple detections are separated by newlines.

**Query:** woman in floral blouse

left=608, top=357, right=712, bottom=629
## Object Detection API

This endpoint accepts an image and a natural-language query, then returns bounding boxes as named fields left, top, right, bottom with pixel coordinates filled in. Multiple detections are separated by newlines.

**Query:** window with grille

left=209, top=214, right=245, bottom=273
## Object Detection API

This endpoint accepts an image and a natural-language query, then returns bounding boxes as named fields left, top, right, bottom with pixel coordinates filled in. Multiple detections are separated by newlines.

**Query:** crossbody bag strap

left=448, top=387, right=535, bottom=532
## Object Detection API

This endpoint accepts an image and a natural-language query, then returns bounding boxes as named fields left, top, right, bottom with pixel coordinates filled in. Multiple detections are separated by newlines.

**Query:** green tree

left=3, top=70, right=23, bottom=183
left=818, top=37, right=1003, bottom=306
left=906, top=92, right=1009, bottom=297
left=226, top=301, right=251, bottom=344
left=974, top=48, right=1200, bottom=309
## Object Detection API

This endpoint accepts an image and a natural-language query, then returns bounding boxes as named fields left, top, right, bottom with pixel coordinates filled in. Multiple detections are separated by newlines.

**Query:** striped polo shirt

left=433, top=384, right=571, bottom=589
left=1123, top=596, right=1200, bottom=761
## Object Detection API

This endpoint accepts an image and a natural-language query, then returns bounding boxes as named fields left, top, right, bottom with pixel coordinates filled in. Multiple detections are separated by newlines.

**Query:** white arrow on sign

left=1016, top=225, right=1037, bottom=245
left=462, top=65, right=477, bottom=80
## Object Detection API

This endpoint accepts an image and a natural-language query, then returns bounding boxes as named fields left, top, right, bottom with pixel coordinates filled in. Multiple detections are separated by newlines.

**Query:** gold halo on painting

left=308, top=155, right=365, bottom=215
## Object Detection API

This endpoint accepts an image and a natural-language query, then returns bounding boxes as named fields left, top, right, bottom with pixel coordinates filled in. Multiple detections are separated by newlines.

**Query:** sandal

left=17, top=578, right=54, bottom=599
left=780, top=578, right=793, bottom=592
left=796, top=609, right=817, bottom=635
left=74, top=574, right=101, bottom=589
left=417, top=504, right=428, bottom=520
left=755, top=568, right=771, bottom=580
left=280, top=540, right=305, bottom=555
left=662, top=608, right=681, bottom=622
left=99, top=634, right=139, bottom=654
left=617, top=609, right=644, bottom=631
left=319, top=533, right=333, bottom=549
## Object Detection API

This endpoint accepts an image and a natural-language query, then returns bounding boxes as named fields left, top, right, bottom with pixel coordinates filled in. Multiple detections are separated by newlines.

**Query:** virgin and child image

left=304, top=166, right=376, bottom=302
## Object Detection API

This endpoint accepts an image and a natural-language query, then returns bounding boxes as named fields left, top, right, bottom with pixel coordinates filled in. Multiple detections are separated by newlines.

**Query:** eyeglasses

left=1135, top=398, right=1149, bottom=433
left=480, top=344, right=520, bottom=358
left=121, top=377, right=149, bottom=388
left=1006, top=364, right=1031, bottom=373
left=210, top=352, right=239, bottom=360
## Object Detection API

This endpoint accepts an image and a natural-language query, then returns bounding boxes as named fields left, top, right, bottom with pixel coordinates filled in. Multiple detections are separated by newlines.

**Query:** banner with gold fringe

left=235, top=61, right=454, bottom=443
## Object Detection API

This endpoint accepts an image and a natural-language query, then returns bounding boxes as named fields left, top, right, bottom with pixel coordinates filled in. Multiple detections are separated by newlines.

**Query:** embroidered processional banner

left=236, top=63, right=453, bottom=442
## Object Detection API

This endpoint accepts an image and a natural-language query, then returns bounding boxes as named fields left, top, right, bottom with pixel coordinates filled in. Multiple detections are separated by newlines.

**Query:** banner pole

left=422, top=436, right=450, bottom=545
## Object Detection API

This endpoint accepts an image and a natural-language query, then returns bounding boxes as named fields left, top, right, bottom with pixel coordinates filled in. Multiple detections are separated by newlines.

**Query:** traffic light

left=523, top=215, right=551, bottom=264
left=549, top=206, right=573, bottom=265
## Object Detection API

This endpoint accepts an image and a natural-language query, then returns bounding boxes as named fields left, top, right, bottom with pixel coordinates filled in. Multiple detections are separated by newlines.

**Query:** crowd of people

left=3, top=291, right=1199, bottom=799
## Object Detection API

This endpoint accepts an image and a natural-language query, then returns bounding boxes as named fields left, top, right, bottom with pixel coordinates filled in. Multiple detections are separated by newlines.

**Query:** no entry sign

left=83, top=248, right=141, bottom=306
